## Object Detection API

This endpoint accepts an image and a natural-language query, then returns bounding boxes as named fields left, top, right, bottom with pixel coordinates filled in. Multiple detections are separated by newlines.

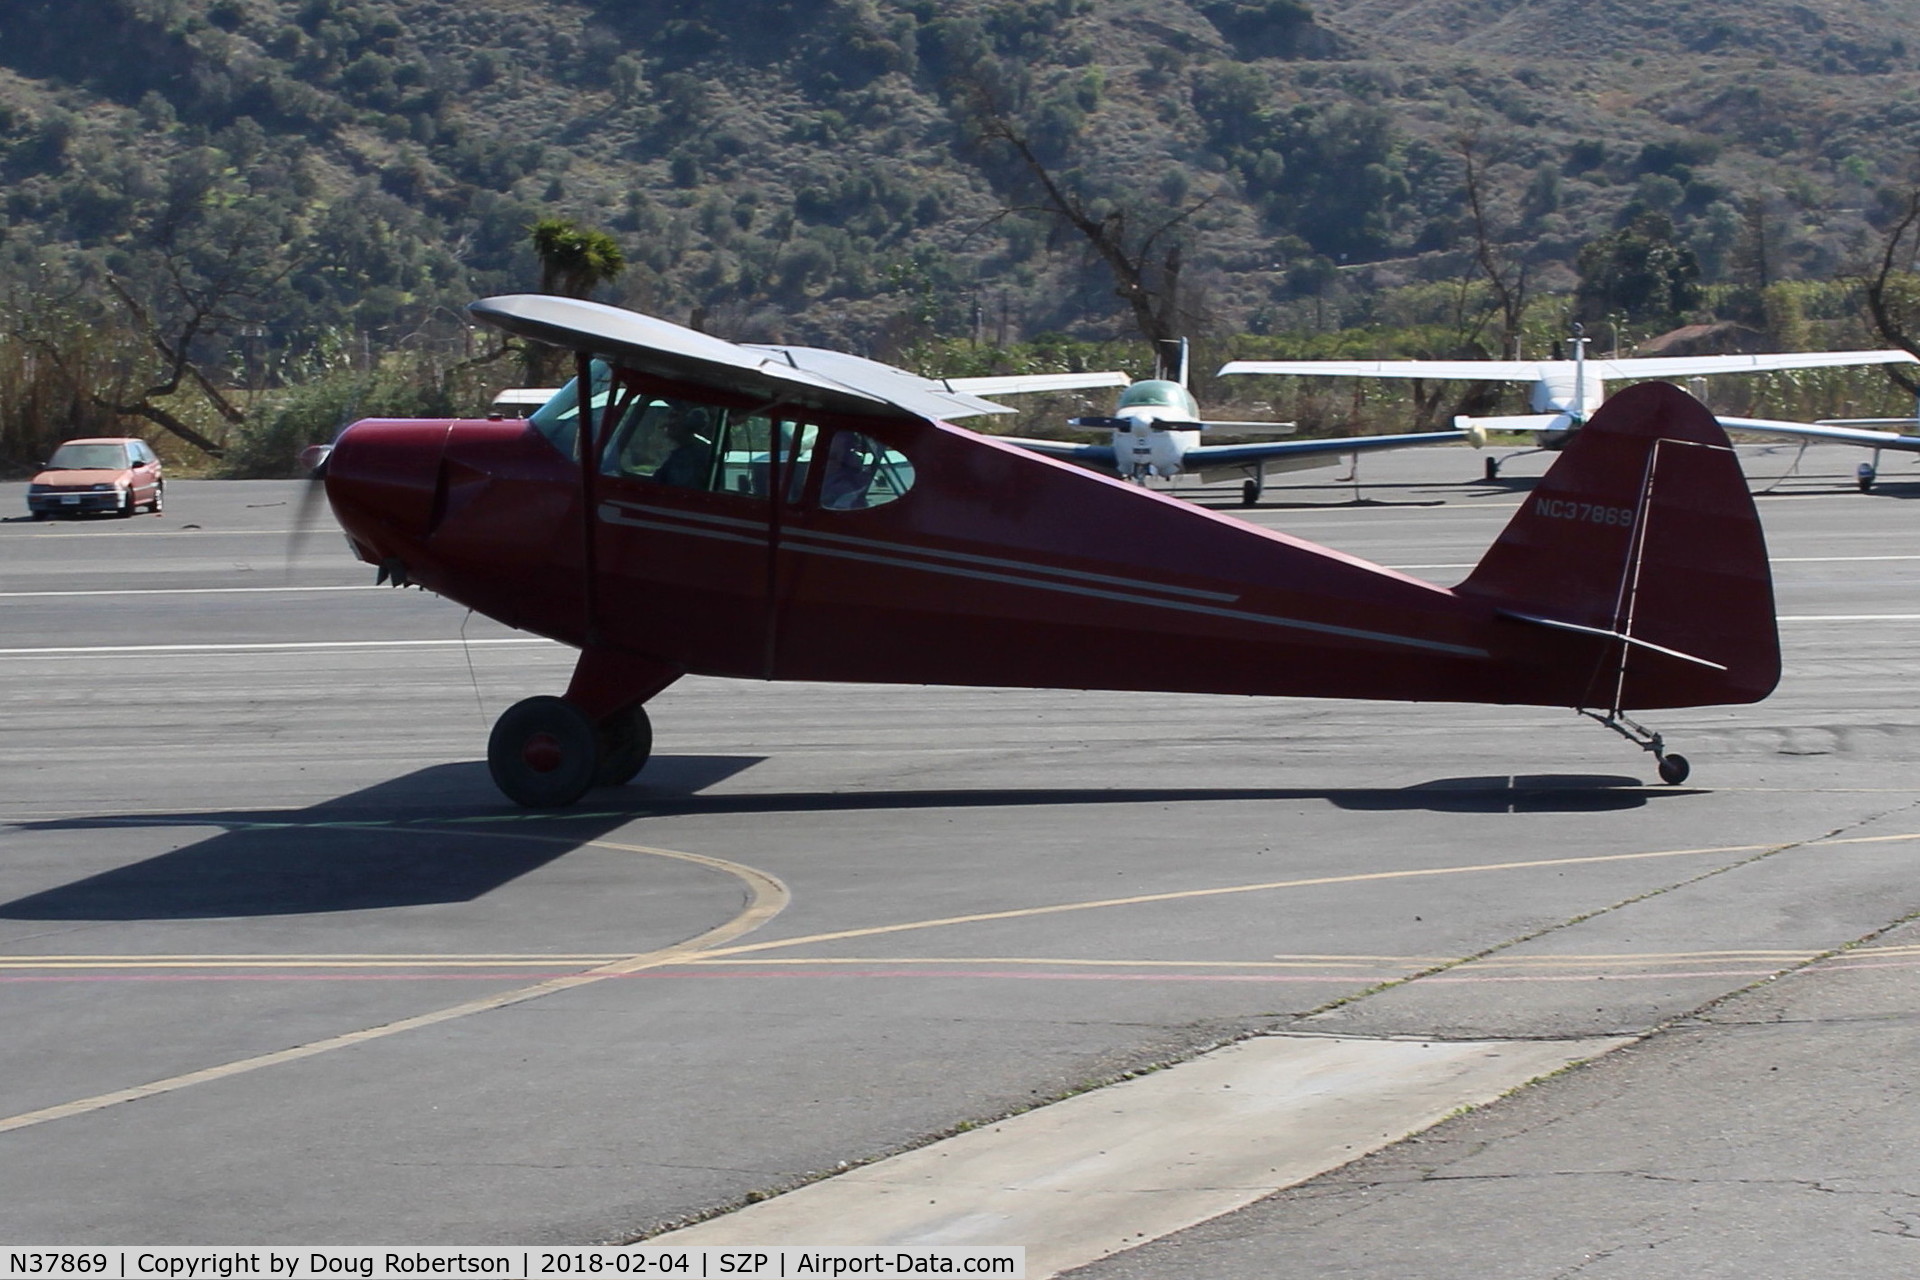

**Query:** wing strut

left=576, top=350, right=603, bottom=647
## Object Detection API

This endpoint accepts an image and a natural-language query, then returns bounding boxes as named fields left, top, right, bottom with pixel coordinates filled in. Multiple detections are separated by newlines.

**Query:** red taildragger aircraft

left=319, top=295, right=1779, bottom=806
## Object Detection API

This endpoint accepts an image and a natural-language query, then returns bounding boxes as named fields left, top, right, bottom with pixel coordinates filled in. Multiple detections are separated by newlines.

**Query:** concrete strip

left=652, top=1032, right=1631, bottom=1276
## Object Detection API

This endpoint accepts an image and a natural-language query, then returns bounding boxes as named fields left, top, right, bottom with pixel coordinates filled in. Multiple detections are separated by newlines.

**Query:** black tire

left=592, top=703, right=654, bottom=787
left=1484, top=457, right=1500, bottom=481
left=1241, top=478, right=1259, bottom=506
left=1857, top=474, right=1875, bottom=493
left=118, top=490, right=136, bottom=518
left=487, top=695, right=598, bottom=807
left=150, top=481, right=164, bottom=514
left=30, top=510, right=49, bottom=521
left=1657, top=754, right=1691, bottom=785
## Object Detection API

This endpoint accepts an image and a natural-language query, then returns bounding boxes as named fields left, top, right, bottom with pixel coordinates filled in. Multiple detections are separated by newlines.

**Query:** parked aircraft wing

left=1185, top=429, right=1466, bottom=467
left=1587, top=350, right=1920, bottom=379
left=1455, top=413, right=1574, bottom=437
left=944, top=370, right=1131, bottom=397
left=1716, top=415, right=1920, bottom=451
left=1220, top=359, right=1549, bottom=381
left=992, top=436, right=1118, bottom=466
left=1194, top=420, right=1300, bottom=434
left=1223, top=350, right=1920, bottom=383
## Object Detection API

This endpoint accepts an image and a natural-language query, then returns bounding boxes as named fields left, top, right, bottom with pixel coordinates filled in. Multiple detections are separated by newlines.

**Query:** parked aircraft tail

left=1457, top=380, right=1779, bottom=713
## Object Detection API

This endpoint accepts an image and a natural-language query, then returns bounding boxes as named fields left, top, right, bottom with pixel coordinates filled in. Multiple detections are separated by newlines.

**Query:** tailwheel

left=592, top=703, right=654, bottom=787
left=1579, top=708, right=1693, bottom=786
left=488, top=695, right=598, bottom=807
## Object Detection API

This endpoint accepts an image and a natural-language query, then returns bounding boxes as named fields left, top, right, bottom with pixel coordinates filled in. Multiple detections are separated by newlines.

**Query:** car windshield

left=47, top=443, right=129, bottom=470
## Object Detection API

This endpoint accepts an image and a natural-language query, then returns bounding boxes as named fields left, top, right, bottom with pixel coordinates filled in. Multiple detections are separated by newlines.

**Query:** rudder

left=1457, top=381, right=1778, bottom=710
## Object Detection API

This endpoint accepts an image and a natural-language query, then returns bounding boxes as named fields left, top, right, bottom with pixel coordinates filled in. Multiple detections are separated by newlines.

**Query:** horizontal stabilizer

left=1495, top=609, right=1727, bottom=671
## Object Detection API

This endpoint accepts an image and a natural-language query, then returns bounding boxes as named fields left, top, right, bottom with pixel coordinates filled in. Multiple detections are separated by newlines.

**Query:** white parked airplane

left=1220, top=335, right=1920, bottom=482
left=995, top=341, right=1466, bottom=504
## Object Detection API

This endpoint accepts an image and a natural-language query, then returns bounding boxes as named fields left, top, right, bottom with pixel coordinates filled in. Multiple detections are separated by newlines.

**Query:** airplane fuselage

left=1108, top=379, right=1202, bottom=480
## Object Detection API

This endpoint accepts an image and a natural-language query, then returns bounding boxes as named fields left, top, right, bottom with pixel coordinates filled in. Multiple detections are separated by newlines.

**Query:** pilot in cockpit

left=651, top=407, right=713, bottom=488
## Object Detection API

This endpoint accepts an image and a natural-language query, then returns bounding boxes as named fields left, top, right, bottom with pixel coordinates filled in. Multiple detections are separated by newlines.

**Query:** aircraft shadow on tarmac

left=0, top=755, right=762, bottom=921
left=1, top=767, right=1674, bottom=921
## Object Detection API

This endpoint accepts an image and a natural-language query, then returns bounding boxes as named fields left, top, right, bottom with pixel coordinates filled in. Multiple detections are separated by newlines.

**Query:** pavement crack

left=1297, top=797, right=1920, bottom=1027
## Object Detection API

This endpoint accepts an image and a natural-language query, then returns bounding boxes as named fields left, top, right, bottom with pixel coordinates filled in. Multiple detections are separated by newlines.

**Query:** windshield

left=528, top=360, right=615, bottom=459
left=47, top=443, right=129, bottom=470
left=1116, top=380, right=1199, bottom=417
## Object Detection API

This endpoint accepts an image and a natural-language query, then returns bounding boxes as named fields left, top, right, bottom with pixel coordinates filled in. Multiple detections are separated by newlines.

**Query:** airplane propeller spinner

left=320, top=296, right=1779, bottom=807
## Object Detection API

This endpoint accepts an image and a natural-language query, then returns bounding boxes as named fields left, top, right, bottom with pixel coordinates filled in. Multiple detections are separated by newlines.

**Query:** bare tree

left=1457, top=131, right=1529, bottom=361
left=972, top=104, right=1212, bottom=345
left=1862, top=187, right=1920, bottom=398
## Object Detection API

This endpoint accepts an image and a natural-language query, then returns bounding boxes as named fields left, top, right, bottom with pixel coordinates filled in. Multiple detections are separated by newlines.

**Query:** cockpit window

left=817, top=431, right=914, bottom=510
left=1116, top=379, right=1198, bottom=417
left=601, top=393, right=819, bottom=501
left=528, top=360, right=614, bottom=459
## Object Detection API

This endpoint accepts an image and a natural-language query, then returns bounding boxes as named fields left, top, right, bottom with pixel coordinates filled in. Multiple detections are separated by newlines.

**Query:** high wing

left=470, top=295, right=1095, bottom=423
left=1717, top=416, right=1920, bottom=451
left=742, top=349, right=1130, bottom=417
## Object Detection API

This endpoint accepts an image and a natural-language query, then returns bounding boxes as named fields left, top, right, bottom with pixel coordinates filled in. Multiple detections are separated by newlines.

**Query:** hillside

left=2, top=0, right=1919, bottom=467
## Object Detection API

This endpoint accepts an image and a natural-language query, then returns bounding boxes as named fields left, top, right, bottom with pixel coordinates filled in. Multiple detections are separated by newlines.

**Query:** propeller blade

left=285, top=443, right=337, bottom=580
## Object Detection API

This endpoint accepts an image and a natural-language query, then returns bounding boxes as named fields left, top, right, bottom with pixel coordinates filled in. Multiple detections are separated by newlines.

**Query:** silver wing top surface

left=470, top=296, right=892, bottom=418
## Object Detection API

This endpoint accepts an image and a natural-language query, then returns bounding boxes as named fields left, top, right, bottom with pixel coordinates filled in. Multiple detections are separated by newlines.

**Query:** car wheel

left=31, top=510, right=49, bottom=521
left=149, top=482, right=165, bottom=515
left=118, top=490, right=136, bottom=518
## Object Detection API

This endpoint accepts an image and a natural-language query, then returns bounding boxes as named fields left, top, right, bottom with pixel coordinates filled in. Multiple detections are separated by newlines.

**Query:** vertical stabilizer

left=1457, top=381, right=1778, bottom=710
left=1153, top=337, right=1190, bottom=388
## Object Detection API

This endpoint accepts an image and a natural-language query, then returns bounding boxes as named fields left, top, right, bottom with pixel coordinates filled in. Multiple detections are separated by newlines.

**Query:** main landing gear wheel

left=592, top=703, right=653, bottom=787
left=488, top=695, right=598, bottom=808
left=1241, top=478, right=1260, bottom=506
left=1484, top=456, right=1501, bottom=481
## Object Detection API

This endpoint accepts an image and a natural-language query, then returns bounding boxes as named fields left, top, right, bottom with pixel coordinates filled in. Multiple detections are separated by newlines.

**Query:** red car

left=27, top=437, right=164, bottom=519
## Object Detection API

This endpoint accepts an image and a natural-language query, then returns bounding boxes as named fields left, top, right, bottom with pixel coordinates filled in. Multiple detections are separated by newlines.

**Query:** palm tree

left=530, top=217, right=627, bottom=298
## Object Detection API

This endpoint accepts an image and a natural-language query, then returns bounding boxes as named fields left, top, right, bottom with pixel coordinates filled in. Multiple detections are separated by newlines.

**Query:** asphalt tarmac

left=0, top=442, right=1915, bottom=1271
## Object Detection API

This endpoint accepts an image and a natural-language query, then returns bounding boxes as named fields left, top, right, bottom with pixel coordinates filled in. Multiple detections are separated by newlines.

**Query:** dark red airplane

left=320, top=295, right=1778, bottom=806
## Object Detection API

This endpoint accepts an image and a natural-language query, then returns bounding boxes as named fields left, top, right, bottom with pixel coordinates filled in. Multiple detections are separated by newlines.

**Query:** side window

left=600, top=399, right=814, bottom=501
left=604, top=398, right=719, bottom=490
left=817, top=431, right=915, bottom=510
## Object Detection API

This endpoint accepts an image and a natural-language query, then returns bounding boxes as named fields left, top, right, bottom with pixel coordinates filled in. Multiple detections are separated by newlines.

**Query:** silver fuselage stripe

left=598, top=499, right=1240, bottom=603
left=595, top=499, right=1485, bottom=658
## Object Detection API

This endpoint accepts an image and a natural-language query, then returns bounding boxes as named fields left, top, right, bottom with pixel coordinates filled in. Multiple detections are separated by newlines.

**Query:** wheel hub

left=521, top=732, right=564, bottom=773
